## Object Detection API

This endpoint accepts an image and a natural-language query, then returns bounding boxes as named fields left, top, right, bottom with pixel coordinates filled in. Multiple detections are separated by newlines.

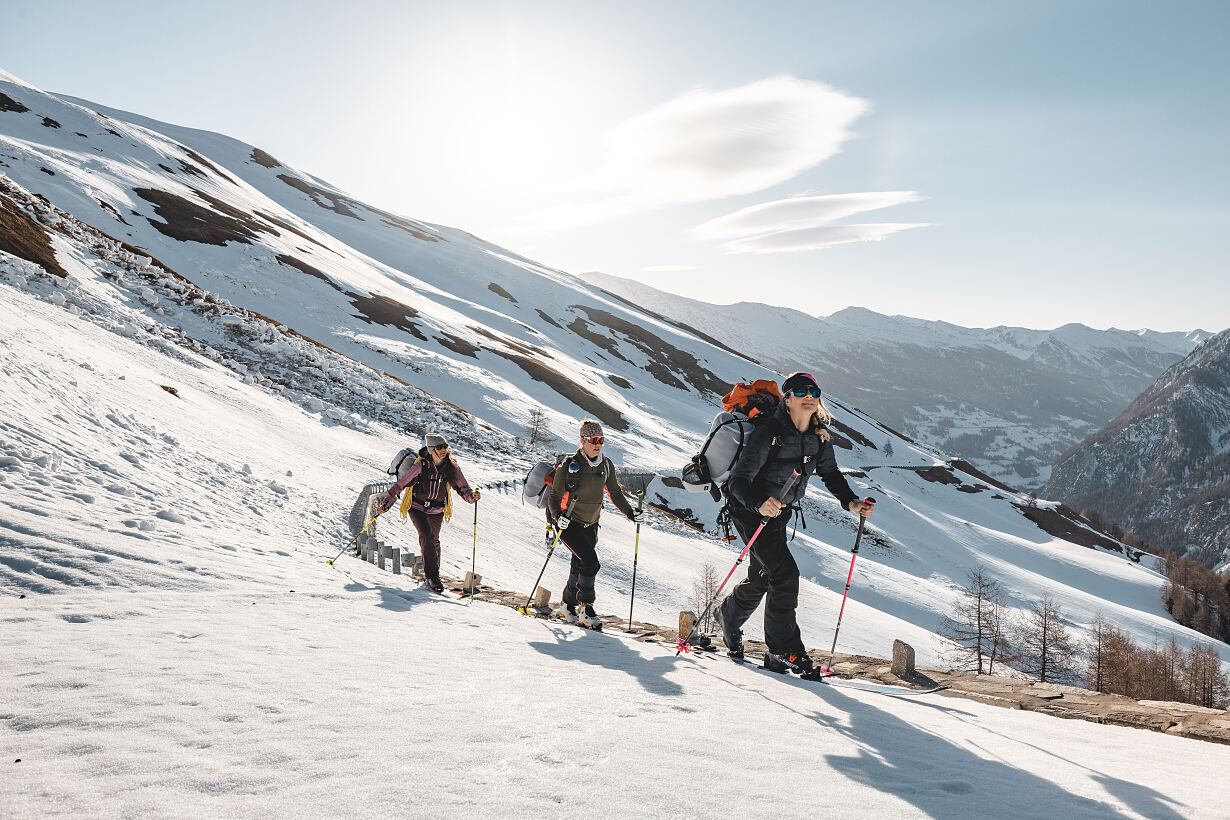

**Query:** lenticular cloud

left=597, top=75, right=869, bottom=204
left=692, top=191, right=929, bottom=253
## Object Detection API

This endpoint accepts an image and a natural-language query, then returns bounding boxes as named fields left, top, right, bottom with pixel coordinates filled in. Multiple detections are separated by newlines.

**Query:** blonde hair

left=785, top=393, right=834, bottom=440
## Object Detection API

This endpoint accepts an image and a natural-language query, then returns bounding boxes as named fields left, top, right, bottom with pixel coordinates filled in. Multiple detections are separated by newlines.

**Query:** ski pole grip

left=777, top=470, right=800, bottom=501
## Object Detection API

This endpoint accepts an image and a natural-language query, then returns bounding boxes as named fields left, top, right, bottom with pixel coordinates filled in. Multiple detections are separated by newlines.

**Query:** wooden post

left=411, top=554, right=424, bottom=579
left=462, top=572, right=482, bottom=595
left=391, top=548, right=401, bottom=575
left=532, top=586, right=551, bottom=613
left=678, top=610, right=697, bottom=641
left=376, top=541, right=386, bottom=570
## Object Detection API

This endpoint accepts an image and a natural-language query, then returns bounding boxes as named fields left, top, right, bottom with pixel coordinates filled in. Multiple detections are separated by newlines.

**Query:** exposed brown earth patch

left=486, top=349, right=628, bottom=431
left=435, top=333, right=480, bottom=358
left=914, top=466, right=963, bottom=486
left=830, top=418, right=876, bottom=449
left=158, top=163, right=177, bottom=175
left=39, top=167, right=54, bottom=176
left=574, top=305, right=729, bottom=396
left=0, top=92, right=29, bottom=113
left=949, top=459, right=1019, bottom=494
left=177, top=144, right=236, bottom=185
left=349, top=293, right=427, bottom=341
left=597, top=288, right=756, bottom=363
left=469, top=325, right=549, bottom=358
left=608, top=374, right=631, bottom=389
left=277, top=174, right=360, bottom=219
left=0, top=193, right=68, bottom=277
left=42, top=117, right=60, bottom=129
left=97, top=199, right=131, bottom=226
left=255, top=211, right=332, bottom=253
left=957, top=484, right=989, bottom=494
left=488, top=282, right=517, bottom=303
left=177, top=159, right=206, bottom=178
left=250, top=148, right=281, bottom=168
left=134, top=187, right=259, bottom=246
left=1014, top=502, right=1133, bottom=555
left=828, top=430, right=854, bottom=450
left=569, top=317, right=631, bottom=364
left=535, top=309, right=563, bottom=330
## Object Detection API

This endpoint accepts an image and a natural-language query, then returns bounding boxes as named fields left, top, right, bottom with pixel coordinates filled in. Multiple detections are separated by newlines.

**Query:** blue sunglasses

left=787, top=386, right=822, bottom=398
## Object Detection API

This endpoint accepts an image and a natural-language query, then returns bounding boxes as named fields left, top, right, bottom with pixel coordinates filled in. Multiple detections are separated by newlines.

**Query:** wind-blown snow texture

left=581, top=271, right=1207, bottom=490
left=2, top=71, right=1229, bottom=816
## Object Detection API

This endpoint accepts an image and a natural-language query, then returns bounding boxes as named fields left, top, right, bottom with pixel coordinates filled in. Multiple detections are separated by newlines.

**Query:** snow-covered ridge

left=0, top=74, right=768, bottom=469
left=581, top=271, right=1209, bottom=488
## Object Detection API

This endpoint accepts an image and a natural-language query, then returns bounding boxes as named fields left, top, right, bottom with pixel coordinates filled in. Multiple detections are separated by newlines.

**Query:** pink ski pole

left=823, top=497, right=876, bottom=673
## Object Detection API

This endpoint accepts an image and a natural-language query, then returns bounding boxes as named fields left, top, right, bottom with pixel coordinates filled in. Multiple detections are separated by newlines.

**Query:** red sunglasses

left=582, top=436, right=605, bottom=445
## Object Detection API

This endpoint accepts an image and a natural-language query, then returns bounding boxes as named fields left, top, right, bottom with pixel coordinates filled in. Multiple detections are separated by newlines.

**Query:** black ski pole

left=627, top=491, right=645, bottom=632
left=467, top=495, right=479, bottom=602
left=824, top=497, right=876, bottom=673
left=516, top=497, right=577, bottom=615
left=677, top=470, right=800, bottom=653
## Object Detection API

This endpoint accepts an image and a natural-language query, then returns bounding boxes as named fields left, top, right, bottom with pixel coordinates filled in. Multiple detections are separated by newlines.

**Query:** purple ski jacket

left=382, top=452, right=476, bottom=515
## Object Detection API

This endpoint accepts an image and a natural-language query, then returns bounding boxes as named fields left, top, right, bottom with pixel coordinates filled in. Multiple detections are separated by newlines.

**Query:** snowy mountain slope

left=1043, top=329, right=1230, bottom=569
left=2, top=170, right=1222, bottom=676
left=0, top=74, right=762, bottom=468
left=582, top=271, right=1207, bottom=488
left=5, top=155, right=1230, bottom=813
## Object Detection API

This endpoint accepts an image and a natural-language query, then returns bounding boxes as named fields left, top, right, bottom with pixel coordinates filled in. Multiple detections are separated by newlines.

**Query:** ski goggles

left=582, top=436, right=605, bottom=445
left=786, top=386, right=822, bottom=398
left=432, top=442, right=450, bottom=452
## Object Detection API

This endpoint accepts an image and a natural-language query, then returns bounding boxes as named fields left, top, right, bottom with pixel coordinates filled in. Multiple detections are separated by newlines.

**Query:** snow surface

left=4, top=230, right=1230, bottom=816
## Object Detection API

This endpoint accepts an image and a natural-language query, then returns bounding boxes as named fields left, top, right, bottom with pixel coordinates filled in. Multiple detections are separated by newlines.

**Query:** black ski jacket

left=727, top=402, right=859, bottom=514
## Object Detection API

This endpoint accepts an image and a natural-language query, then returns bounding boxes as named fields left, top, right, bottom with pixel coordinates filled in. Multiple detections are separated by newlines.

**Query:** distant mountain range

left=1042, top=330, right=1230, bottom=570
left=581, top=272, right=1208, bottom=489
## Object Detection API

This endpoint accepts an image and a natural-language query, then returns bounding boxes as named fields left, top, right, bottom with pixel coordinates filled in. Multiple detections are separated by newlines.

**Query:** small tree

left=690, top=562, right=721, bottom=636
left=938, top=565, right=1011, bottom=675
left=525, top=407, right=553, bottom=446
left=1011, top=594, right=1079, bottom=683
left=883, top=438, right=894, bottom=459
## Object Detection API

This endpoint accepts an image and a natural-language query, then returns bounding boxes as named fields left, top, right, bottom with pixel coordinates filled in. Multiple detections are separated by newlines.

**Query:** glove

left=554, top=515, right=571, bottom=531
left=378, top=496, right=395, bottom=514
left=630, top=508, right=644, bottom=523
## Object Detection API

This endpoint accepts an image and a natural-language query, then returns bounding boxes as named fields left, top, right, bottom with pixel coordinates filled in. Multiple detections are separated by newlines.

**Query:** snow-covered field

left=4, top=242, right=1230, bottom=817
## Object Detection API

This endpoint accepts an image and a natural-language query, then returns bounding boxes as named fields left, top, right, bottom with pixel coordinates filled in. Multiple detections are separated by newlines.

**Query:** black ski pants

left=716, top=509, right=804, bottom=655
left=560, top=521, right=600, bottom=607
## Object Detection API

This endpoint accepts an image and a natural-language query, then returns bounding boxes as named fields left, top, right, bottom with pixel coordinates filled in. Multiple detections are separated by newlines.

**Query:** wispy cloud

left=510, top=76, right=869, bottom=233
left=692, top=191, right=929, bottom=253
left=691, top=192, right=924, bottom=240
left=723, top=222, right=928, bottom=254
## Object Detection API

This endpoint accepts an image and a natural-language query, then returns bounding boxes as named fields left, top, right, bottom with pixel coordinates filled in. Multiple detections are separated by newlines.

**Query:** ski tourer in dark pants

left=715, top=372, right=874, bottom=674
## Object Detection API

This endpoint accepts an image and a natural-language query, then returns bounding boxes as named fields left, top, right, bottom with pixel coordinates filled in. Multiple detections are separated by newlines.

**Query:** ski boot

left=763, top=650, right=815, bottom=675
left=557, top=603, right=579, bottom=624
left=713, top=603, right=744, bottom=659
left=579, top=604, right=602, bottom=630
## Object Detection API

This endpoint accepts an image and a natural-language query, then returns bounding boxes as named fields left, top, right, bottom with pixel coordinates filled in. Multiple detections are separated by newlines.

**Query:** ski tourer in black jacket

left=727, top=400, right=859, bottom=515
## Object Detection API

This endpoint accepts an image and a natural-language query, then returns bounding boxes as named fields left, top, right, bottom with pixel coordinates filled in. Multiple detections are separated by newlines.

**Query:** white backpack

left=386, top=447, right=418, bottom=480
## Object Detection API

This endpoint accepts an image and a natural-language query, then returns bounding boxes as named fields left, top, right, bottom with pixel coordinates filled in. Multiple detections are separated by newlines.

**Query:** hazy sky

left=3, top=0, right=1227, bottom=332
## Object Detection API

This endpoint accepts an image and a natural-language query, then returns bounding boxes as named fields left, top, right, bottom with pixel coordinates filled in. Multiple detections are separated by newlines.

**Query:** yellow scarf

left=398, top=457, right=453, bottom=522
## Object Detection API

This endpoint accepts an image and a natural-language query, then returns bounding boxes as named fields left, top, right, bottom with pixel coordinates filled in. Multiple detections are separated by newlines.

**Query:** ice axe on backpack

left=676, top=470, right=800, bottom=654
